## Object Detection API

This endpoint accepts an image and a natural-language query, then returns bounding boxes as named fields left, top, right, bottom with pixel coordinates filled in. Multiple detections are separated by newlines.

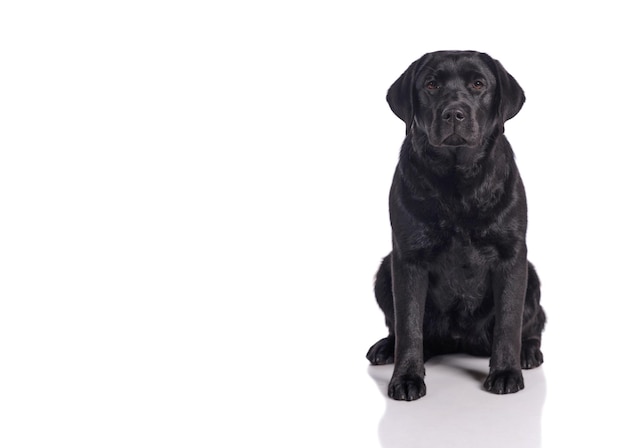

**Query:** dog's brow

left=466, top=70, right=487, bottom=79
left=421, top=65, right=442, bottom=76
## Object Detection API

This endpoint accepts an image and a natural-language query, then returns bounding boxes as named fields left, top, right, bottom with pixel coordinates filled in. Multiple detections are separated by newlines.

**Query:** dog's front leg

left=485, top=251, right=528, bottom=394
left=388, top=251, right=428, bottom=401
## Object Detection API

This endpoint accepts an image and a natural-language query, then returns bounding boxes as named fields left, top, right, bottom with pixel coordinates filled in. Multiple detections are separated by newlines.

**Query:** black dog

left=366, top=51, right=546, bottom=401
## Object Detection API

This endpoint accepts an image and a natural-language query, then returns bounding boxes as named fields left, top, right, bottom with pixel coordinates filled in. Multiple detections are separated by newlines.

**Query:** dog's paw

left=521, top=340, right=544, bottom=369
left=366, top=337, right=394, bottom=365
left=388, top=374, right=426, bottom=401
left=484, top=369, right=524, bottom=394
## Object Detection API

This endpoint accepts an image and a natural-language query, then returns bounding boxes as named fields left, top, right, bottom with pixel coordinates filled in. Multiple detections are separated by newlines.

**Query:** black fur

left=366, top=51, right=546, bottom=401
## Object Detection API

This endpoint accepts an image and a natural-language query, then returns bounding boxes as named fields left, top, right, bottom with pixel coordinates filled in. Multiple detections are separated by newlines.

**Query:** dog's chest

left=428, top=233, right=492, bottom=311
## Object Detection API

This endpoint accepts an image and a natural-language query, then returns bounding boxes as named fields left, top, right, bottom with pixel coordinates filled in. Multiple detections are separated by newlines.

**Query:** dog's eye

left=472, top=80, right=485, bottom=90
left=426, top=80, right=440, bottom=90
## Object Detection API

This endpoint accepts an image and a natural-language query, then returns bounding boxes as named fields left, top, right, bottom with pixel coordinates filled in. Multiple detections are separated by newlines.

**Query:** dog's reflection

left=368, top=355, right=546, bottom=448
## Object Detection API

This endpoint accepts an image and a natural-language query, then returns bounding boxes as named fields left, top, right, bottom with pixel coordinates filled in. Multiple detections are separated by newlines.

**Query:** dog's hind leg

left=521, top=262, right=546, bottom=369
left=366, top=254, right=396, bottom=365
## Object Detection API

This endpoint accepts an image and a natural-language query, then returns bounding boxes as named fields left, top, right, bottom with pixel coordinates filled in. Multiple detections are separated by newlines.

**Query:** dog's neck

left=405, top=129, right=506, bottom=180
left=399, top=132, right=515, bottom=192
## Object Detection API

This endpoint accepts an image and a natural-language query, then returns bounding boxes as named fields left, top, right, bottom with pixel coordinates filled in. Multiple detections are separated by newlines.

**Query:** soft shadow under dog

left=368, top=355, right=546, bottom=448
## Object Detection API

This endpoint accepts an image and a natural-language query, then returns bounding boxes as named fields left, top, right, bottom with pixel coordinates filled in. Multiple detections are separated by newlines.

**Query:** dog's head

left=387, top=51, right=524, bottom=148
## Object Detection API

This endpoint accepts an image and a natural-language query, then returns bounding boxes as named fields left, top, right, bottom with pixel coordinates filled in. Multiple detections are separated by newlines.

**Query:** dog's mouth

left=440, top=134, right=468, bottom=147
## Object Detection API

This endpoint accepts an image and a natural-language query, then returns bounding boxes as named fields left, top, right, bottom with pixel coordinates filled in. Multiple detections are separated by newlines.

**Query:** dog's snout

left=442, top=108, right=466, bottom=122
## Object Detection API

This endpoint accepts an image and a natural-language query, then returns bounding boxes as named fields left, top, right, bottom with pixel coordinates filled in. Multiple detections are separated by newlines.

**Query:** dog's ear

left=386, top=54, right=429, bottom=135
left=491, top=58, right=525, bottom=123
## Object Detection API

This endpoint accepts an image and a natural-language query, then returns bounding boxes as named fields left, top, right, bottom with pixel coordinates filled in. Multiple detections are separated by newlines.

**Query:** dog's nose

left=442, top=108, right=465, bottom=122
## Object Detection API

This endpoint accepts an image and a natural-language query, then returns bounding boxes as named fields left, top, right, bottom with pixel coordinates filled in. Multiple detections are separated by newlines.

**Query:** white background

left=1, top=1, right=625, bottom=447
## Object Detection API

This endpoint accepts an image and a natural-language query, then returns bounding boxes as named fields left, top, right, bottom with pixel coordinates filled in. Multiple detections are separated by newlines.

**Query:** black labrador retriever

left=366, top=51, right=546, bottom=401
